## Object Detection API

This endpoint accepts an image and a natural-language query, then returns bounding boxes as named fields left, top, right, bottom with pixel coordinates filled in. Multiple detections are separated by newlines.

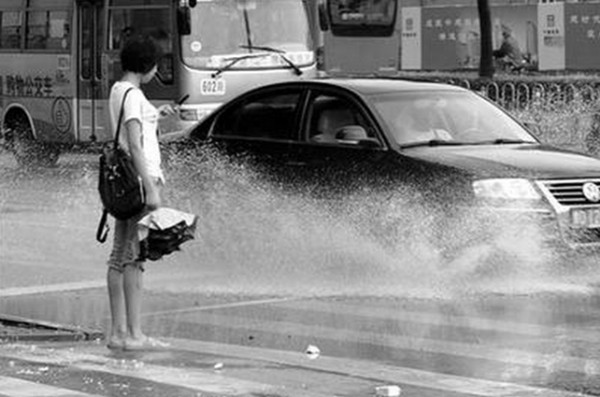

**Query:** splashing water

left=153, top=145, right=598, bottom=299
left=2, top=148, right=596, bottom=300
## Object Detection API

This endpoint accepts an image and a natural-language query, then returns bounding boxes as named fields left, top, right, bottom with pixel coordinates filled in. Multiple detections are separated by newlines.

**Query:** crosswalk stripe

left=0, top=375, right=101, bottom=397
left=142, top=296, right=300, bottom=317
left=272, top=299, right=600, bottom=342
left=0, top=280, right=105, bottom=297
left=0, top=337, right=594, bottom=397
left=165, top=338, right=591, bottom=397
left=0, top=217, right=93, bottom=231
left=168, top=311, right=600, bottom=377
left=0, top=345, right=333, bottom=397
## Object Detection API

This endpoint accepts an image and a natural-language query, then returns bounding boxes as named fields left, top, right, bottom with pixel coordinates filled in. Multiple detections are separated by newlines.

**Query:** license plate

left=571, top=208, right=600, bottom=228
left=200, top=78, right=226, bottom=96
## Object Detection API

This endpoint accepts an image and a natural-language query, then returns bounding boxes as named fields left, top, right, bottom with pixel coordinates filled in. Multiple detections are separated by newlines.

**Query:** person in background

left=105, top=36, right=177, bottom=351
left=493, top=25, right=524, bottom=71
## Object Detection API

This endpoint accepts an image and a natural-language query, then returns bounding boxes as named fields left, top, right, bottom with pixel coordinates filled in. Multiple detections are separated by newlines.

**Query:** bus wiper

left=239, top=44, right=302, bottom=76
left=400, top=140, right=466, bottom=148
left=211, top=53, right=267, bottom=78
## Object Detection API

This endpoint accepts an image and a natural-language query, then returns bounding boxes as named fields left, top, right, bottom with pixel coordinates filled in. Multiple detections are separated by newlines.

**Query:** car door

left=207, top=86, right=306, bottom=181
left=291, top=87, right=390, bottom=198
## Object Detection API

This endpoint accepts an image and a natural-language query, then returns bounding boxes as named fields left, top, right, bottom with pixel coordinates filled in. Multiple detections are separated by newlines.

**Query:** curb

left=0, top=314, right=103, bottom=343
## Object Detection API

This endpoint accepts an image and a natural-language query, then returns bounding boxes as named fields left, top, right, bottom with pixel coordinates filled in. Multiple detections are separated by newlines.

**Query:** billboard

left=538, top=2, right=565, bottom=71
left=565, top=3, right=600, bottom=70
left=401, top=7, right=422, bottom=70
left=401, top=4, right=537, bottom=71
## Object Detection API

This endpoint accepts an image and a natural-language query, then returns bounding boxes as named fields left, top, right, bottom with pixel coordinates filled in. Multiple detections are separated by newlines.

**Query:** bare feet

left=123, top=335, right=170, bottom=351
left=106, top=336, right=126, bottom=350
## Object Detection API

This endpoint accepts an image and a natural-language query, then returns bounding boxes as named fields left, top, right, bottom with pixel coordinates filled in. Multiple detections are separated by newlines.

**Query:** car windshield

left=181, top=0, right=314, bottom=70
left=371, top=90, right=538, bottom=147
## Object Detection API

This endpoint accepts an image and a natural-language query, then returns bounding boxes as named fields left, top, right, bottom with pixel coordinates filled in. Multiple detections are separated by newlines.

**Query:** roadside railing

left=441, top=78, right=600, bottom=155
left=442, top=79, right=600, bottom=110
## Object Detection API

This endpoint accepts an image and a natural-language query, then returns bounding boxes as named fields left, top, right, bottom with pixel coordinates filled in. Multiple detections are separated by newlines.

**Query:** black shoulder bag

left=96, top=87, right=146, bottom=243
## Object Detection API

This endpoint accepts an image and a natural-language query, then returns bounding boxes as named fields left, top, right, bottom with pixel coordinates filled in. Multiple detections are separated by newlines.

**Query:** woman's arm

left=125, top=119, right=161, bottom=210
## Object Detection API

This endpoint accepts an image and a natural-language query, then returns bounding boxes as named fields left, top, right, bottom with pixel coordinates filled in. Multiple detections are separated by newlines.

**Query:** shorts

left=106, top=177, right=164, bottom=273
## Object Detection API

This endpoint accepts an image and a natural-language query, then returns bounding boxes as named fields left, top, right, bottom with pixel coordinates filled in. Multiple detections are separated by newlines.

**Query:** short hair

left=120, top=36, right=162, bottom=74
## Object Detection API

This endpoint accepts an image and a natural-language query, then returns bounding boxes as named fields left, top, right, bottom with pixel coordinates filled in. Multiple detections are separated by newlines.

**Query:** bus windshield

left=327, top=0, right=397, bottom=36
left=181, top=0, right=314, bottom=70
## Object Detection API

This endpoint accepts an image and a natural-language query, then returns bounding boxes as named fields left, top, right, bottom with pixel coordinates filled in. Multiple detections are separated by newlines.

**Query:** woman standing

left=106, top=36, right=176, bottom=351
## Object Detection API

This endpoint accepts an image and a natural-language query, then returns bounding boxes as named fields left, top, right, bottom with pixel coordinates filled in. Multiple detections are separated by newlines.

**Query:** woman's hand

left=145, top=188, right=162, bottom=211
left=158, top=104, right=178, bottom=119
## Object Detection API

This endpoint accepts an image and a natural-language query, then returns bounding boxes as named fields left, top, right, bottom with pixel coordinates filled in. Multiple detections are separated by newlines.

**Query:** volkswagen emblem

left=582, top=182, right=600, bottom=202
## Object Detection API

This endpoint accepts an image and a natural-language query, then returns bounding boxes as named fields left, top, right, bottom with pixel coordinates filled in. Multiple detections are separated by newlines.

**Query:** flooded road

left=2, top=148, right=600, bottom=396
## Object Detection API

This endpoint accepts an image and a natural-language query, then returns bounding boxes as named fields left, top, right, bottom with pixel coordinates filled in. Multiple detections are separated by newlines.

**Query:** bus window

left=108, top=6, right=171, bottom=50
left=25, top=10, right=70, bottom=50
left=0, top=11, right=22, bottom=49
left=327, top=0, right=397, bottom=37
left=181, top=0, right=314, bottom=70
left=107, top=3, right=173, bottom=83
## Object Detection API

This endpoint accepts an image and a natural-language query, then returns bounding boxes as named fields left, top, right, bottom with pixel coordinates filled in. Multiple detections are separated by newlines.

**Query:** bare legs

left=123, top=264, right=144, bottom=339
left=107, top=267, right=126, bottom=345
left=107, top=264, right=145, bottom=347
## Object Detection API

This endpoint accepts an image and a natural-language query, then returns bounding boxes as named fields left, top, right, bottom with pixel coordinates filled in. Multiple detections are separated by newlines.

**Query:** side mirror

left=318, top=1, right=329, bottom=31
left=177, top=7, right=191, bottom=36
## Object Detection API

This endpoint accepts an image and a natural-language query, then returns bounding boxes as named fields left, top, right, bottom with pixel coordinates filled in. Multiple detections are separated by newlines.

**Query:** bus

left=0, top=0, right=319, bottom=166
left=318, top=0, right=400, bottom=76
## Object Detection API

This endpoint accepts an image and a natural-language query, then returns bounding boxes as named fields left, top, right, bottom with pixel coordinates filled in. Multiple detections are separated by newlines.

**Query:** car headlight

left=473, top=178, right=541, bottom=200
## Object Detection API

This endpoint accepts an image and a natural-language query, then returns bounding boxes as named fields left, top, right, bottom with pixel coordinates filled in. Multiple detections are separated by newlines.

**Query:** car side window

left=307, top=93, right=379, bottom=146
left=213, top=90, right=302, bottom=141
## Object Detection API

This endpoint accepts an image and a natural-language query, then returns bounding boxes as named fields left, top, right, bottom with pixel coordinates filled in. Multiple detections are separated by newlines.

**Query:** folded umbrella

left=137, top=207, right=198, bottom=261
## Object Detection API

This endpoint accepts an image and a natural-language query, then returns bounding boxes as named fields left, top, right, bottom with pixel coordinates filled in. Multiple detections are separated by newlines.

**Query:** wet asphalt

left=2, top=151, right=600, bottom=396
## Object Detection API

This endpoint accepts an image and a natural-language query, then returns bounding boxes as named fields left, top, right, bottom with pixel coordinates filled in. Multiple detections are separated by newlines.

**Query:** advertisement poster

left=401, top=7, right=422, bottom=70
left=415, top=4, right=536, bottom=71
left=420, top=6, right=480, bottom=70
left=538, top=2, right=565, bottom=71
left=565, top=3, right=600, bottom=70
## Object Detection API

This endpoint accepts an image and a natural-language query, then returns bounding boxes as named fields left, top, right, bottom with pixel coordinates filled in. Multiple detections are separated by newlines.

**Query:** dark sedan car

left=186, top=78, right=600, bottom=259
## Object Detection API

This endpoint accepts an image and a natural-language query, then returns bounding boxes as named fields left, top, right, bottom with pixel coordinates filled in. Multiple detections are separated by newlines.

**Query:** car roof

left=259, top=77, right=467, bottom=96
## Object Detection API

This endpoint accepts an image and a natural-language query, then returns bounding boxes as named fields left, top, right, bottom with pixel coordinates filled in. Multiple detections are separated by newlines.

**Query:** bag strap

left=97, top=86, right=134, bottom=244
left=96, top=209, right=109, bottom=243
left=113, top=87, right=135, bottom=150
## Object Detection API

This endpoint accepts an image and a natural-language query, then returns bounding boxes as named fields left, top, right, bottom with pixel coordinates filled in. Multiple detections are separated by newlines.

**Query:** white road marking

left=141, top=296, right=301, bottom=317
left=0, top=280, right=105, bottom=297
left=171, top=310, right=600, bottom=377
left=0, top=375, right=103, bottom=397
left=0, top=218, right=94, bottom=232
left=0, top=345, right=332, bottom=397
left=168, top=338, right=598, bottom=397
left=273, top=299, right=600, bottom=343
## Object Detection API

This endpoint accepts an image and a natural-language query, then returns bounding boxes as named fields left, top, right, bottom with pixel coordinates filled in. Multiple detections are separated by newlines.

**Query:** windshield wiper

left=400, top=140, right=467, bottom=149
left=211, top=53, right=268, bottom=78
left=239, top=44, right=302, bottom=76
left=490, top=138, right=535, bottom=145
left=467, top=138, right=535, bottom=145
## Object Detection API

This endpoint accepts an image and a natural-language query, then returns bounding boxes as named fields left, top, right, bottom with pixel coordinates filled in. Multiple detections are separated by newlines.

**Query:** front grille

left=540, top=179, right=600, bottom=206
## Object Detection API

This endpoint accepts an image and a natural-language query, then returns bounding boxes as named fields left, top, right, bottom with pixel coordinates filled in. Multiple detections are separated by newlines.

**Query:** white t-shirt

left=109, top=81, right=164, bottom=181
